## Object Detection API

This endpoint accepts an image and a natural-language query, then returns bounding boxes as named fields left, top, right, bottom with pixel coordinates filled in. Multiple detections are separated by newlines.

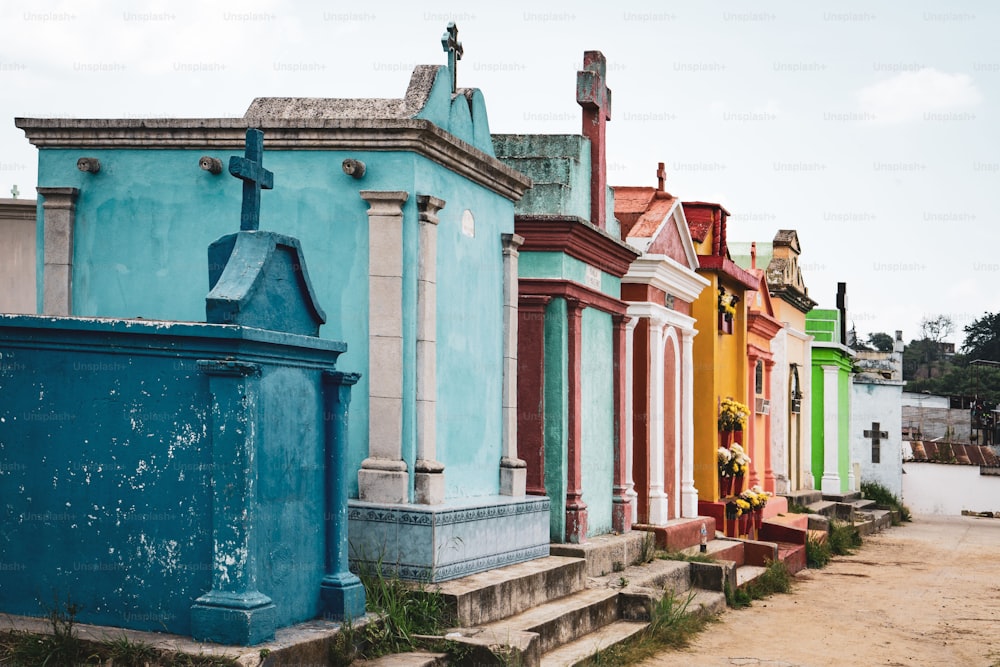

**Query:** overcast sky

left=1, top=0, right=996, bottom=344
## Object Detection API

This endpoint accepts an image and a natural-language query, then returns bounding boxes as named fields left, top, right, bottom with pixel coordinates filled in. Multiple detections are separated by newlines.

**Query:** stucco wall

left=902, top=463, right=1000, bottom=515
left=0, top=199, right=36, bottom=313
left=35, top=147, right=514, bottom=501
left=0, top=314, right=348, bottom=636
left=581, top=308, right=614, bottom=536
left=851, top=381, right=904, bottom=497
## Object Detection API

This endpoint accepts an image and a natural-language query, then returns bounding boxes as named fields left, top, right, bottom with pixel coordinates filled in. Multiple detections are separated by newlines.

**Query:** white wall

left=902, top=463, right=1000, bottom=515
left=851, top=381, right=903, bottom=497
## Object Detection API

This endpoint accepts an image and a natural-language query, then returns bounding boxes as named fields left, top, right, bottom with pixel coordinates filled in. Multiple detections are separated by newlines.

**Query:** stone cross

left=576, top=51, right=611, bottom=229
left=229, top=128, right=273, bottom=232
left=656, top=163, right=666, bottom=192
left=10, top=184, right=19, bottom=199
left=441, top=22, right=463, bottom=94
left=863, top=422, right=888, bottom=464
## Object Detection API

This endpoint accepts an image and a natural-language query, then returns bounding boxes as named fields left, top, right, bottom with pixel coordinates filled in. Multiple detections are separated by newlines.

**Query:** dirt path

left=642, top=514, right=1000, bottom=667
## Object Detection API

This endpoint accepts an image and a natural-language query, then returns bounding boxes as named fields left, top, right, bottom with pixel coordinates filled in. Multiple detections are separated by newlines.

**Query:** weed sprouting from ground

left=355, top=557, right=452, bottom=658
left=861, top=481, right=912, bottom=523
left=583, top=590, right=714, bottom=665
left=806, top=533, right=832, bottom=568
left=829, top=521, right=862, bottom=556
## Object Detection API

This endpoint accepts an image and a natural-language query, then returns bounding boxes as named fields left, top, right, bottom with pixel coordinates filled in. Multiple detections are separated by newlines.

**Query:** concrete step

left=852, top=498, right=877, bottom=510
left=806, top=500, right=839, bottom=517
left=775, top=541, right=807, bottom=575
left=591, top=554, right=692, bottom=595
left=782, top=489, right=823, bottom=506
left=699, top=537, right=745, bottom=566
left=855, top=508, right=893, bottom=536
left=476, top=587, right=620, bottom=655
left=823, top=491, right=862, bottom=503
left=735, top=564, right=768, bottom=587
left=633, top=516, right=718, bottom=552
left=435, top=555, right=586, bottom=626
left=550, top=531, right=649, bottom=578
left=539, top=620, right=647, bottom=667
left=356, top=652, right=448, bottom=666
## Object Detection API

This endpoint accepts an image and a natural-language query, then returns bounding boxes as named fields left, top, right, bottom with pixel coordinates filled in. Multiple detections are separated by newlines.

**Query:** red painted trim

left=519, top=278, right=629, bottom=317
left=515, top=217, right=639, bottom=278
left=748, top=311, right=783, bottom=340
left=696, top=255, right=760, bottom=290
left=517, top=295, right=552, bottom=497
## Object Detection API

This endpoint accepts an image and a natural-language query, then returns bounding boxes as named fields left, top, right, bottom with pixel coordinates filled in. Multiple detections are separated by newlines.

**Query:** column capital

left=416, top=194, right=446, bottom=224
left=37, top=187, right=79, bottom=208
left=360, top=190, right=409, bottom=216
left=501, top=232, right=525, bottom=256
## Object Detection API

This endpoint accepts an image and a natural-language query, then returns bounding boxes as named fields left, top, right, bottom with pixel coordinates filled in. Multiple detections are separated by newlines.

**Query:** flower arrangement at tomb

left=717, top=286, right=739, bottom=333
left=739, top=485, right=771, bottom=535
left=717, top=442, right=751, bottom=497
left=718, top=397, right=749, bottom=432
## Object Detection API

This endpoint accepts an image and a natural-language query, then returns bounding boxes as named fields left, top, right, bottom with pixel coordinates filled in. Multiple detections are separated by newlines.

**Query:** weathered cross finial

left=229, top=128, right=273, bottom=231
left=441, top=22, right=463, bottom=94
left=577, top=51, right=612, bottom=229
left=656, top=163, right=666, bottom=192
left=10, top=184, right=19, bottom=199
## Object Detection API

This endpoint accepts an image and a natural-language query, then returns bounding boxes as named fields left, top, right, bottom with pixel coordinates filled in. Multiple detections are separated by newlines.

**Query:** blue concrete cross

left=229, top=128, right=273, bottom=231
left=441, top=22, right=463, bottom=94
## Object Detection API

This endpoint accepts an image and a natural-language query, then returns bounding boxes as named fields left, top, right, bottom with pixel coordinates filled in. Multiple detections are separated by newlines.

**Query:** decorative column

left=358, top=190, right=409, bottom=504
left=517, top=294, right=552, bottom=496
left=414, top=195, right=445, bottom=504
left=611, top=313, right=632, bottom=533
left=820, top=364, right=841, bottom=495
left=624, top=316, right=639, bottom=524
left=37, top=187, right=79, bottom=316
left=500, top=233, right=527, bottom=496
left=646, top=316, right=669, bottom=525
left=565, top=298, right=587, bottom=543
left=679, top=328, right=699, bottom=518
left=800, top=341, right=815, bottom=489
left=320, top=371, right=365, bottom=620
left=763, top=359, right=776, bottom=492
left=746, top=350, right=761, bottom=488
left=191, top=360, right=275, bottom=645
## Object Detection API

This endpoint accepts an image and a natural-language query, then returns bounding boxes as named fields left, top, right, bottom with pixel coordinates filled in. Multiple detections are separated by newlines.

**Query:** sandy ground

left=642, top=514, right=1000, bottom=667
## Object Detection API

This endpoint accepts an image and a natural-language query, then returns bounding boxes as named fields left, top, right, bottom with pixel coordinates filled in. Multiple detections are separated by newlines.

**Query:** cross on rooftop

left=576, top=51, right=612, bottom=229
left=441, top=22, right=463, bottom=94
left=864, top=421, right=889, bottom=464
left=229, top=128, right=273, bottom=232
left=656, top=163, right=666, bottom=192
left=10, top=184, right=18, bottom=199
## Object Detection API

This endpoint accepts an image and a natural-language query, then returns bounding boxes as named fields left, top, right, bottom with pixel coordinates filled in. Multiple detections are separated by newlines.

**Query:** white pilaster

left=358, top=190, right=409, bottom=504
left=500, top=233, right=527, bottom=496
left=800, top=334, right=815, bottom=489
left=624, top=316, right=639, bottom=523
left=820, top=364, right=841, bottom=495
left=679, top=326, right=699, bottom=518
left=414, top=195, right=445, bottom=504
left=647, top=316, right=669, bottom=525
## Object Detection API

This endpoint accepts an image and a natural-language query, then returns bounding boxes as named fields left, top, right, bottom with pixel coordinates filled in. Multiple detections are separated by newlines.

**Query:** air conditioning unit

left=755, top=397, right=771, bottom=415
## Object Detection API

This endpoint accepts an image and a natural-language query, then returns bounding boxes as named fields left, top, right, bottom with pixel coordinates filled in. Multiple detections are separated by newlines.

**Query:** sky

left=1, top=0, right=997, bottom=345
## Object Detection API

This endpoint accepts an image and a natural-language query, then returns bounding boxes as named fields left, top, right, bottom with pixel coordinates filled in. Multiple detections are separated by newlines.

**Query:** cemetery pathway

left=642, top=513, right=1000, bottom=667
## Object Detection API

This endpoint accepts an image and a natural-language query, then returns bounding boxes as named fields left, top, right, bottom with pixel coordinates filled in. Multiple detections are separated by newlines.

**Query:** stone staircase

left=782, top=489, right=895, bottom=537
left=362, top=514, right=812, bottom=666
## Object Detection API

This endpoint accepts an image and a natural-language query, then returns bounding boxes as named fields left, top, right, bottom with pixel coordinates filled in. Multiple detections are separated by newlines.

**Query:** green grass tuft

left=861, top=481, right=912, bottom=524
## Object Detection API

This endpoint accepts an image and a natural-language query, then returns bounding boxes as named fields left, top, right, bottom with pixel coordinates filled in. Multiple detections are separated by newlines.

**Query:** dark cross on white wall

left=441, top=22, right=463, bottom=94
left=228, top=128, right=274, bottom=232
left=864, top=422, right=889, bottom=464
